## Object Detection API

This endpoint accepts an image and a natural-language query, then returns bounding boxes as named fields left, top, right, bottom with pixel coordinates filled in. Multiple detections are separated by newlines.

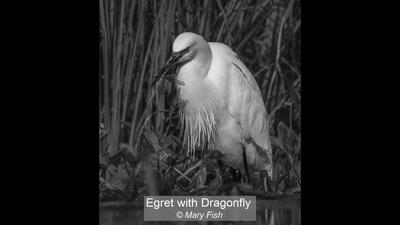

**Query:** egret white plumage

left=155, top=32, right=273, bottom=183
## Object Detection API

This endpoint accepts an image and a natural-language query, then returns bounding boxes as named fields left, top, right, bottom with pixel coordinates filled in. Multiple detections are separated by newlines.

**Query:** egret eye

left=180, top=46, right=190, bottom=55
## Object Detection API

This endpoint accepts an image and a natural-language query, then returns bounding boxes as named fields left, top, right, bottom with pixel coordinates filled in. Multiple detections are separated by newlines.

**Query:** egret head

left=153, top=32, right=211, bottom=86
left=172, top=32, right=207, bottom=63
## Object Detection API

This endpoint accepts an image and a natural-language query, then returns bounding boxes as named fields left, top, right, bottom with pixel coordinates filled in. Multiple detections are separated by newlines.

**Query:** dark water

left=99, top=200, right=300, bottom=225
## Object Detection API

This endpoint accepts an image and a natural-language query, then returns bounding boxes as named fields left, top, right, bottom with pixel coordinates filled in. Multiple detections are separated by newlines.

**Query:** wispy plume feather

left=179, top=102, right=218, bottom=159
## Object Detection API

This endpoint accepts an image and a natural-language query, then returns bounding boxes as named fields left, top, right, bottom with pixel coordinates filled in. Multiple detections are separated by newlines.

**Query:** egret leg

left=242, top=148, right=251, bottom=184
left=263, top=174, right=269, bottom=192
left=217, top=159, right=225, bottom=184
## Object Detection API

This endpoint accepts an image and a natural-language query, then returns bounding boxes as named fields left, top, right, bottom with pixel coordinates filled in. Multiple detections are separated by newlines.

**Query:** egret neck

left=177, top=38, right=214, bottom=113
left=175, top=38, right=218, bottom=157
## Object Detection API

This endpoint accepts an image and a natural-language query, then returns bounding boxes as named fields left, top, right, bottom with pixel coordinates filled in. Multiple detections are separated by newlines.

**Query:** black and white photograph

left=99, top=0, right=301, bottom=224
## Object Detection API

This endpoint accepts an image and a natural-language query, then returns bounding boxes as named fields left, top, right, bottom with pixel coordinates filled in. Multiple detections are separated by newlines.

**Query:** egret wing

left=227, top=54, right=273, bottom=167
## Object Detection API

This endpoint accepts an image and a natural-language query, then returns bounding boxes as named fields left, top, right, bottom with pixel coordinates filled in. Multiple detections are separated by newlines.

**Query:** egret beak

left=152, top=48, right=189, bottom=87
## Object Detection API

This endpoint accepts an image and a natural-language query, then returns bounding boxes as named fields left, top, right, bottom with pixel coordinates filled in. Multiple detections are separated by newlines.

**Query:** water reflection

left=100, top=200, right=300, bottom=225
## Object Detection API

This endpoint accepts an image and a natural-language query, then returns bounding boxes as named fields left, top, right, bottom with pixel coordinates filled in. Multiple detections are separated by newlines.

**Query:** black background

left=1, top=0, right=397, bottom=224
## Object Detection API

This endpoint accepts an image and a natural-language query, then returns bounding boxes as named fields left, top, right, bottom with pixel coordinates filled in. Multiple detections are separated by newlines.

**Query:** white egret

left=155, top=32, right=273, bottom=185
